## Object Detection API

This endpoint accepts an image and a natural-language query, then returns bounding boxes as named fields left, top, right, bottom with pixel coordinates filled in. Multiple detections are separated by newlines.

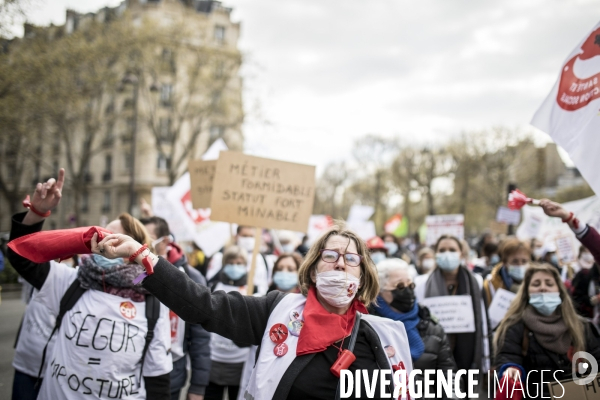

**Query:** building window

left=160, top=84, right=173, bottom=106
left=214, top=60, right=225, bottom=79
left=125, top=153, right=133, bottom=171
left=157, top=153, right=171, bottom=172
left=159, top=118, right=172, bottom=143
left=81, top=192, right=89, bottom=213
left=214, top=25, right=225, bottom=43
left=103, top=155, right=112, bottom=182
left=102, top=190, right=111, bottom=212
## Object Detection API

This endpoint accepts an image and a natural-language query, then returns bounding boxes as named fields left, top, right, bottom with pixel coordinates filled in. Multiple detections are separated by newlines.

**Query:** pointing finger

left=56, top=168, right=65, bottom=191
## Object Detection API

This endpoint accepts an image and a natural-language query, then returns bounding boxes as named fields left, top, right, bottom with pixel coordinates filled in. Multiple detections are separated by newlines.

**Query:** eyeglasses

left=319, top=249, right=363, bottom=267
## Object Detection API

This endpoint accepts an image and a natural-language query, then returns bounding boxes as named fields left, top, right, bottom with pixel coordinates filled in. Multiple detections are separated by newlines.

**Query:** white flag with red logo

left=531, top=21, right=600, bottom=195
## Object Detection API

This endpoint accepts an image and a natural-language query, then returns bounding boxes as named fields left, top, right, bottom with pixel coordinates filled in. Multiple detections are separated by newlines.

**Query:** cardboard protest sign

left=488, top=288, right=517, bottom=329
left=549, top=374, right=600, bottom=400
left=210, top=152, right=316, bottom=232
left=425, top=214, right=464, bottom=246
left=420, top=295, right=475, bottom=333
left=188, top=159, right=217, bottom=209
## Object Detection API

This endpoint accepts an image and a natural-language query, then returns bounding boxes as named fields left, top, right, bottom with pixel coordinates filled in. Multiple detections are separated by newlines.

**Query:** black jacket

left=494, top=320, right=600, bottom=398
left=7, top=212, right=170, bottom=399
left=169, top=253, right=211, bottom=396
left=571, top=266, right=600, bottom=319
left=143, top=259, right=398, bottom=399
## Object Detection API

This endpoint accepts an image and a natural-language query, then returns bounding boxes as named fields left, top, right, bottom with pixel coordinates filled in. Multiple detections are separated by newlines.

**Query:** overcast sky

left=24, top=0, right=600, bottom=173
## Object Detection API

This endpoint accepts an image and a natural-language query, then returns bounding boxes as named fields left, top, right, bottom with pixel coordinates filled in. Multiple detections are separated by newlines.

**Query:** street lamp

left=122, top=73, right=139, bottom=215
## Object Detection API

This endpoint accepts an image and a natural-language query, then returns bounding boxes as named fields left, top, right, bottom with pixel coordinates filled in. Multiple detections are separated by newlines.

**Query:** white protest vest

left=210, top=282, right=251, bottom=364
left=242, top=293, right=413, bottom=400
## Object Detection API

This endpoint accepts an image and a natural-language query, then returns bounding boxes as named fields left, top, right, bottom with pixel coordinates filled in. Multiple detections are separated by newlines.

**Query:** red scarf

left=296, top=286, right=368, bottom=356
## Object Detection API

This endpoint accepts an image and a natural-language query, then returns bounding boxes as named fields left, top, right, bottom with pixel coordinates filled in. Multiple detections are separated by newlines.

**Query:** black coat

left=370, top=304, right=456, bottom=372
left=494, top=320, right=600, bottom=398
left=143, top=260, right=399, bottom=399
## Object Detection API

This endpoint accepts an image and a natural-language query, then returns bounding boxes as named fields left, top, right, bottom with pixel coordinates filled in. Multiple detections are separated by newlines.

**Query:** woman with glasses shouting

left=370, top=258, right=457, bottom=399
left=92, top=222, right=413, bottom=399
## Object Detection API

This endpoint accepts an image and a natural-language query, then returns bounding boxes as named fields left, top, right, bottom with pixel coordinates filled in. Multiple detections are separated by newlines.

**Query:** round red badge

left=269, top=323, right=288, bottom=344
left=274, top=343, right=288, bottom=357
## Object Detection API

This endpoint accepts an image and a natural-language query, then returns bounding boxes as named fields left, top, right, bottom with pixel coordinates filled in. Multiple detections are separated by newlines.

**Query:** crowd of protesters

left=4, top=169, right=600, bottom=399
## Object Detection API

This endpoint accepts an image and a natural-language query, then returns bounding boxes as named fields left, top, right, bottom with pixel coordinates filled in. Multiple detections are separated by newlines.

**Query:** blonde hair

left=117, top=213, right=154, bottom=253
left=223, top=245, right=248, bottom=265
left=297, top=221, right=380, bottom=307
left=494, top=263, right=586, bottom=355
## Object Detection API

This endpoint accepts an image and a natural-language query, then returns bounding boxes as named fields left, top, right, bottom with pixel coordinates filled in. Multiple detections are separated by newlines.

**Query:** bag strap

left=335, top=311, right=362, bottom=400
left=138, top=294, right=160, bottom=387
left=37, top=279, right=87, bottom=385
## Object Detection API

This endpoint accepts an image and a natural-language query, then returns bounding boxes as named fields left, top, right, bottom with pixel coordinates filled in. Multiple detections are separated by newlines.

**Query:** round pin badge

left=274, top=342, right=288, bottom=357
left=290, top=310, right=300, bottom=321
left=288, top=319, right=304, bottom=337
left=384, top=345, right=395, bottom=358
left=269, top=323, right=289, bottom=344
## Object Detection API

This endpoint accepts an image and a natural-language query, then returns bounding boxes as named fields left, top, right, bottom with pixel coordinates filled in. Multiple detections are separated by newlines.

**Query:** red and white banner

left=532, top=21, right=600, bottom=195
left=153, top=139, right=232, bottom=257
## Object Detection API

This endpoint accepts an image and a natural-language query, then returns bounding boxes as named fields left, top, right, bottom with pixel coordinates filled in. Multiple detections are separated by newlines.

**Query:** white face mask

left=237, top=237, right=256, bottom=253
left=421, top=258, right=435, bottom=271
left=316, top=270, right=360, bottom=308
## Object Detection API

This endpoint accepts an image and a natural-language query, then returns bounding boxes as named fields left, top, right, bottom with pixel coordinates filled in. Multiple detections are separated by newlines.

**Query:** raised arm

left=92, top=233, right=285, bottom=346
left=7, top=169, right=65, bottom=289
left=539, top=199, right=600, bottom=264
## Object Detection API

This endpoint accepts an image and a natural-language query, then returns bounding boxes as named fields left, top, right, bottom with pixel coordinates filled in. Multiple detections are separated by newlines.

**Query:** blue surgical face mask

left=273, top=271, right=298, bottom=291
left=436, top=252, right=461, bottom=271
left=550, top=254, right=559, bottom=266
left=490, top=254, right=500, bottom=265
left=92, top=254, right=124, bottom=269
left=384, top=242, right=398, bottom=255
left=223, top=264, right=247, bottom=281
left=508, top=264, right=528, bottom=281
left=371, top=252, right=387, bottom=265
left=529, top=292, right=562, bottom=316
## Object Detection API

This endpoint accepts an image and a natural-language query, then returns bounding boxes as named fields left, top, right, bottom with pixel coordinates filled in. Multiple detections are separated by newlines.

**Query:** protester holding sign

left=7, top=170, right=172, bottom=400
left=483, top=238, right=531, bottom=307
left=494, top=264, right=600, bottom=398
left=370, top=258, right=457, bottom=398
left=92, top=222, right=413, bottom=399
left=206, top=225, right=269, bottom=295
left=414, top=235, right=490, bottom=383
left=536, top=198, right=600, bottom=327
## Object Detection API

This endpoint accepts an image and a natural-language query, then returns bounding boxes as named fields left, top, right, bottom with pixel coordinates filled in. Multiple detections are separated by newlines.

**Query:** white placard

left=347, top=221, right=377, bottom=241
left=421, top=295, right=475, bottom=333
left=347, top=205, right=375, bottom=223
left=496, top=206, right=521, bottom=225
left=488, top=288, right=517, bottom=329
left=556, top=236, right=576, bottom=263
left=425, top=214, right=464, bottom=246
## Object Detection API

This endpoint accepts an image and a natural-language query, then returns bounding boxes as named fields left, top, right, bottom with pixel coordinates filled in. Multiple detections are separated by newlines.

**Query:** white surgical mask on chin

left=315, top=270, right=360, bottom=308
left=237, top=237, right=256, bottom=253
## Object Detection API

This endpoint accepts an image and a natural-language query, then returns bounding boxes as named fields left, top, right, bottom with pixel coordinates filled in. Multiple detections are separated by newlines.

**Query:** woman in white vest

left=93, top=222, right=413, bottom=399
left=7, top=170, right=173, bottom=400
left=207, top=245, right=253, bottom=400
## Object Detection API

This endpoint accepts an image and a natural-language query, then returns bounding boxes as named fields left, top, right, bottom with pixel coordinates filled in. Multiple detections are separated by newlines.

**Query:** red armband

left=22, top=195, right=51, bottom=218
left=562, top=212, right=574, bottom=223
left=128, top=244, right=148, bottom=263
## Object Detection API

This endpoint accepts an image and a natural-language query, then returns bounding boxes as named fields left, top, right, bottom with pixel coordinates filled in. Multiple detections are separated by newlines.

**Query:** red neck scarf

left=296, top=286, right=368, bottom=356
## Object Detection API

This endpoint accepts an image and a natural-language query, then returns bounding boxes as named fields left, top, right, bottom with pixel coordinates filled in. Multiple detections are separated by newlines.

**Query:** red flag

left=8, top=226, right=112, bottom=263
